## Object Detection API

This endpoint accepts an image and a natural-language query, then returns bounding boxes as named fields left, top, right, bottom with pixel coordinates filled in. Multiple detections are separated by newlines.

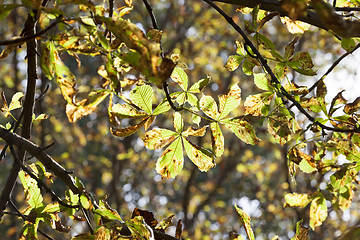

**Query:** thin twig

left=9, top=145, right=79, bottom=209
left=0, top=18, right=60, bottom=46
left=142, top=0, right=159, bottom=30
left=203, top=0, right=360, bottom=134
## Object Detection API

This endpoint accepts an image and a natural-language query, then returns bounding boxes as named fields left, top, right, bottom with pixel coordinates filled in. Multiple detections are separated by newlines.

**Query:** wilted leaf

left=0, top=36, right=23, bottom=59
left=143, top=128, right=177, bottom=150
left=218, top=83, right=241, bottom=120
left=291, top=219, right=310, bottom=240
left=132, top=208, right=158, bottom=228
left=285, top=36, right=299, bottom=60
left=173, top=112, right=183, bottom=133
left=111, top=103, right=149, bottom=119
left=234, top=204, right=255, bottom=240
left=100, top=17, right=175, bottom=88
left=0, top=91, right=24, bottom=117
left=316, top=79, right=327, bottom=114
left=183, top=138, right=215, bottom=172
left=244, top=93, right=273, bottom=116
left=156, top=215, right=175, bottom=231
left=182, top=126, right=207, bottom=137
left=283, top=82, right=309, bottom=95
left=200, top=94, right=219, bottom=120
left=210, top=122, right=224, bottom=157
left=284, top=193, right=312, bottom=208
left=329, top=90, right=347, bottom=116
left=288, top=51, right=317, bottom=76
left=309, top=194, right=327, bottom=230
left=224, top=55, right=244, bottom=71
left=223, top=119, right=260, bottom=145
left=339, top=186, right=354, bottom=211
left=344, top=97, right=360, bottom=114
left=156, top=137, right=183, bottom=179
left=66, top=91, right=110, bottom=123
left=280, top=16, right=310, bottom=34
left=299, top=97, right=322, bottom=113
left=111, top=117, right=150, bottom=137
left=327, top=138, right=360, bottom=162
left=330, top=167, right=357, bottom=190
left=267, top=113, right=292, bottom=145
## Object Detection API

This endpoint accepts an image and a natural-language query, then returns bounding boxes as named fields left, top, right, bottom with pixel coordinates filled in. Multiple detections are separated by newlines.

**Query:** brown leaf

left=280, top=0, right=308, bottom=21
left=344, top=97, right=360, bottom=114
left=132, top=208, right=158, bottom=229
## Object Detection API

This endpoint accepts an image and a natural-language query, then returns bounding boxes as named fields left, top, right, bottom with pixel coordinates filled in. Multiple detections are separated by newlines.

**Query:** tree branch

left=203, top=0, right=360, bottom=134
left=0, top=128, right=81, bottom=195
left=213, top=0, right=328, bottom=31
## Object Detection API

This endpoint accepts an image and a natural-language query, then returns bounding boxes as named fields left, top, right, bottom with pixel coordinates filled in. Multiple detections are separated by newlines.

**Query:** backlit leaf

left=182, top=126, right=207, bottom=137
left=66, top=91, right=110, bottom=123
left=316, top=79, right=327, bottom=114
left=280, top=16, right=310, bottom=34
left=152, top=98, right=171, bottom=115
left=130, top=85, right=153, bottom=114
left=143, top=128, right=177, bottom=150
left=253, top=73, right=272, bottom=91
left=173, top=112, right=183, bottom=133
left=284, top=193, right=312, bottom=208
left=218, top=83, right=241, bottom=120
left=327, top=138, right=360, bottom=162
left=210, top=122, right=224, bottom=157
left=188, top=77, right=210, bottom=93
left=234, top=204, right=255, bottom=240
left=94, top=200, right=122, bottom=221
left=111, top=103, right=149, bottom=119
left=110, top=117, right=149, bottom=137
left=171, top=67, right=188, bottom=91
left=200, top=94, right=219, bottom=120
left=244, top=93, right=273, bottom=116
left=223, top=119, right=260, bottom=145
left=224, top=55, right=244, bottom=71
left=156, top=137, right=183, bottom=179
left=309, top=194, right=327, bottom=230
left=341, top=38, right=356, bottom=52
left=183, top=138, right=215, bottom=172
left=1, top=91, right=24, bottom=117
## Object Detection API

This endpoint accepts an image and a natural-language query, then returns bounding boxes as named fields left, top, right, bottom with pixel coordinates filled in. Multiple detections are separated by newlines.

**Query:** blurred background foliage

left=0, top=0, right=359, bottom=239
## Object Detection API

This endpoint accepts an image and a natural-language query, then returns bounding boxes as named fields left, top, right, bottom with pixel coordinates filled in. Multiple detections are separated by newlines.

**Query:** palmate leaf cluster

left=1, top=0, right=360, bottom=239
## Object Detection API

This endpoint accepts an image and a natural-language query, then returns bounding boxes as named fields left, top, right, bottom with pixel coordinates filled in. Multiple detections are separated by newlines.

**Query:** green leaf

left=222, top=119, right=260, bottom=145
left=183, top=138, right=215, bottom=172
left=143, top=128, right=177, bottom=150
left=173, top=112, right=183, bottom=133
left=188, top=77, right=210, bottom=93
left=40, top=41, right=55, bottom=80
left=93, top=200, right=122, bottom=221
left=224, top=55, right=244, bottom=71
left=0, top=4, right=22, bottom=20
left=287, top=51, right=317, bottom=76
left=152, top=98, right=171, bottom=115
left=341, top=38, right=356, bottom=52
left=210, top=122, right=224, bottom=157
left=171, top=67, right=188, bottom=91
left=80, top=193, right=93, bottom=210
left=130, top=85, right=153, bottom=114
left=330, top=167, right=356, bottom=190
left=1, top=92, right=24, bottom=117
left=200, top=94, right=219, bottom=120
left=218, top=83, right=241, bottom=120
left=235, top=40, right=245, bottom=56
left=253, top=73, right=272, bottom=91
left=327, top=138, right=360, bottom=162
left=19, top=170, right=43, bottom=208
left=106, top=53, right=118, bottom=89
left=255, top=33, right=275, bottom=49
left=267, top=113, right=292, bottom=145
left=234, top=204, right=255, bottom=240
left=299, top=158, right=317, bottom=173
left=309, top=193, right=327, bottom=230
left=156, top=137, right=184, bottom=179
left=284, top=193, right=312, bottom=208
left=242, top=58, right=256, bottom=76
